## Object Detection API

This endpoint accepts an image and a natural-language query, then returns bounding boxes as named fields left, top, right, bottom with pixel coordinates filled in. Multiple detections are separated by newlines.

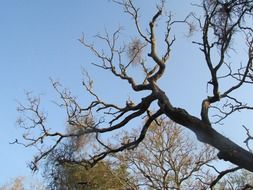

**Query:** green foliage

left=43, top=120, right=132, bottom=190
left=49, top=161, right=128, bottom=190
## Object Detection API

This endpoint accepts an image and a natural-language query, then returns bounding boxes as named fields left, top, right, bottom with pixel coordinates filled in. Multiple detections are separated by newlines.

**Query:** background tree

left=117, top=118, right=217, bottom=190
left=45, top=158, right=131, bottom=190
left=43, top=116, right=133, bottom=190
left=213, top=169, right=253, bottom=190
left=15, top=0, right=253, bottom=178
left=0, top=176, right=45, bottom=190
left=0, top=177, right=25, bottom=190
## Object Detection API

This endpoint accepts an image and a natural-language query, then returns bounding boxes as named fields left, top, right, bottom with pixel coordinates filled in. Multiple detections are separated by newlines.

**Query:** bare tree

left=15, top=0, right=253, bottom=175
left=117, top=118, right=217, bottom=190
left=0, top=176, right=45, bottom=190
left=212, top=169, right=253, bottom=190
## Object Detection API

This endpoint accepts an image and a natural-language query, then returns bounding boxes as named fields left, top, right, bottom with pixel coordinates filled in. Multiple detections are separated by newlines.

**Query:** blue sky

left=0, top=0, right=125, bottom=184
left=0, top=0, right=252, bottom=186
left=0, top=0, right=155, bottom=184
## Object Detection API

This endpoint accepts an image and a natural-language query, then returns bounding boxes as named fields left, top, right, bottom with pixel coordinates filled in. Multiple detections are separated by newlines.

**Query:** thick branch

left=156, top=86, right=253, bottom=172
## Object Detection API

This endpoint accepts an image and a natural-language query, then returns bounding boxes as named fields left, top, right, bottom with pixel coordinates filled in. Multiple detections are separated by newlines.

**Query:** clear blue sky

left=0, top=0, right=251, bottom=185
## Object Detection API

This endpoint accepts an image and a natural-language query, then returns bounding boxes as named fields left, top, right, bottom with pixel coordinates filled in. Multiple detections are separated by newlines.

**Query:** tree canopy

left=14, top=0, right=253, bottom=182
left=43, top=119, right=132, bottom=190
left=117, top=119, right=217, bottom=189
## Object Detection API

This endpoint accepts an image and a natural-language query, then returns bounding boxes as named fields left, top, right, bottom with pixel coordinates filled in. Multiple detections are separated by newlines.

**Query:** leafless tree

left=14, top=0, right=253, bottom=176
left=212, top=168, right=253, bottom=189
left=117, top=118, right=217, bottom=190
left=0, top=176, right=45, bottom=190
